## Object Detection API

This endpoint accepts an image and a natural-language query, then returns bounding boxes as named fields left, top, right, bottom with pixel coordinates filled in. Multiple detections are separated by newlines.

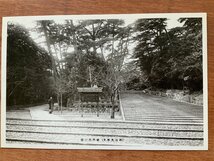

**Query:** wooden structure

left=77, top=87, right=103, bottom=117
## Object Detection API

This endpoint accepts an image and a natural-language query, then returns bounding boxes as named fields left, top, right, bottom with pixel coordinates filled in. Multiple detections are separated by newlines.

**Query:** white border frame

left=1, top=13, right=208, bottom=150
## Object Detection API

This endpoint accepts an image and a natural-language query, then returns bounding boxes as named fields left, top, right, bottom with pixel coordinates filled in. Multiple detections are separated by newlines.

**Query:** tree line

left=133, top=18, right=202, bottom=91
left=6, top=18, right=202, bottom=107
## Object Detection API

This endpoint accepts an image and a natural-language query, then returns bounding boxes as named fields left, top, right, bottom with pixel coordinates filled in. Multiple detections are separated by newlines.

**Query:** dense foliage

left=133, top=18, right=202, bottom=91
left=6, top=17, right=203, bottom=108
left=7, top=24, right=52, bottom=107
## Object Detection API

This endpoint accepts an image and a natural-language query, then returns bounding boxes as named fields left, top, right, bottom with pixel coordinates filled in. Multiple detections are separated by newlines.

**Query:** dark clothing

left=48, top=98, right=53, bottom=113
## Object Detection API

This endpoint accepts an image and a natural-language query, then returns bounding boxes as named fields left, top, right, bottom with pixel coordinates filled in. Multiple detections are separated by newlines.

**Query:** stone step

left=123, top=112, right=203, bottom=119
left=123, top=115, right=202, bottom=119
left=124, top=119, right=202, bottom=124
left=7, top=118, right=203, bottom=131
left=124, top=118, right=202, bottom=122
left=124, top=114, right=202, bottom=117
left=6, top=118, right=204, bottom=146
left=6, top=130, right=203, bottom=146
left=122, top=108, right=200, bottom=112
left=123, top=115, right=203, bottom=119
left=6, top=124, right=203, bottom=138
left=123, top=110, right=202, bottom=113
left=120, top=92, right=204, bottom=123
left=123, top=118, right=202, bottom=121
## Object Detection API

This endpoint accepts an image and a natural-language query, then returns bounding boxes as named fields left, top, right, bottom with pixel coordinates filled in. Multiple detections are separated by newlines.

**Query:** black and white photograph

left=1, top=13, right=208, bottom=150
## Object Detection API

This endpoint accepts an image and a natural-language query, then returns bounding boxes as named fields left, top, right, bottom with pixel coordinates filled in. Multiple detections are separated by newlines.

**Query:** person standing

left=48, top=97, right=53, bottom=114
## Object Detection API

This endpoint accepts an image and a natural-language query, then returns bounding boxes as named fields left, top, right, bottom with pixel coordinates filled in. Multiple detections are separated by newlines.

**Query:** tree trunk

left=110, top=87, right=118, bottom=119
left=40, top=21, right=57, bottom=81
left=110, top=93, right=115, bottom=119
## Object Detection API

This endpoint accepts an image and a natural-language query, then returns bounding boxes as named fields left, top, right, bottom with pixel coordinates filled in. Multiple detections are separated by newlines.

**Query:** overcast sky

left=8, top=17, right=184, bottom=62
left=12, top=17, right=183, bottom=31
left=10, top=17, right=183, bottom=47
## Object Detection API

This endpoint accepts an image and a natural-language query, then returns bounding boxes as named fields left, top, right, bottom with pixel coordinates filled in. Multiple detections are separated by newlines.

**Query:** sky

left=11, top=17, right=184, bottom=44
left=8, top=16, right=184, bottom=61
left=12, top=17, right=183, bottom=31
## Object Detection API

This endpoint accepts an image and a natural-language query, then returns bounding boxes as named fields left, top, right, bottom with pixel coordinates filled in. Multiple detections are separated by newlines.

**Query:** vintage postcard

left=1, top=13, right=208, bottom=150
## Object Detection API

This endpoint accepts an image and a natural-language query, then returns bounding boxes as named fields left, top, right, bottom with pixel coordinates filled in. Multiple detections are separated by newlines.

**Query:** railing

left=70, top=101, right=120, bottom=117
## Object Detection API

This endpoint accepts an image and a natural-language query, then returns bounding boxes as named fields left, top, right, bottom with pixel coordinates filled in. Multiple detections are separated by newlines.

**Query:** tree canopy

left=6, top=17, right=203, bottom=107
left=133, top=18, right=202, bottom=91
left=7, top=23, right=52, bottom=107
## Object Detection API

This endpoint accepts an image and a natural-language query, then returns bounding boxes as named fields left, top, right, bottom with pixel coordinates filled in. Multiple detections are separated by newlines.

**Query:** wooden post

left=80, top=93, right=83, bottom=117
left=60, top=93, right=63, bottom=114
left=97, top=94, right=100, bottom=117
left=89, top=66, right=92, bottom=87
left=57, top=94, right=60, bottom=112
left=97, top=102, right=99, bottom=117
left=81, top=101, right=83, bottom=117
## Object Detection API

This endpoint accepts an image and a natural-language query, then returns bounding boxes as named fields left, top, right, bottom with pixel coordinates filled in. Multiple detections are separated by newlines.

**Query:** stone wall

left=143, top=89, right=203, bottom=106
